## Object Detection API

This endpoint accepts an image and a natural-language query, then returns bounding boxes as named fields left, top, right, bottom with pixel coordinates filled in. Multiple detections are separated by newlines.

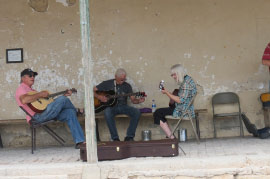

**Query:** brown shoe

left=75, top=142, right=85, bottom=149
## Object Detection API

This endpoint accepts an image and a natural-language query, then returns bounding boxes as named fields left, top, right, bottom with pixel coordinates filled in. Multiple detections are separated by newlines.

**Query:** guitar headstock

left=69, top=88, right=77, bottom=94
left=159, top=80, right=164, bottom=91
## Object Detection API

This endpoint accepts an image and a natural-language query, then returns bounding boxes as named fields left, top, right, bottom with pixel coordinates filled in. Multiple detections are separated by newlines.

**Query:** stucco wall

left=1, top=0, right=270, bottom=144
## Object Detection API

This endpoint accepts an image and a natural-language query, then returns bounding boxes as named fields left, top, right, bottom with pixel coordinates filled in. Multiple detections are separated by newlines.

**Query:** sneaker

left=113, top=138, right=120, bottom=141
left=124, top=137, right=134, bottom=141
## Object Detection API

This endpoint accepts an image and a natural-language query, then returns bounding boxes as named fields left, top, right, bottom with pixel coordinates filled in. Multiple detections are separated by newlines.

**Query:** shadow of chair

left=19, top=106, right=65, bottom=154
left=212, top=92, right=244, bottom=138
left=166, top=93, right=200, bottom=144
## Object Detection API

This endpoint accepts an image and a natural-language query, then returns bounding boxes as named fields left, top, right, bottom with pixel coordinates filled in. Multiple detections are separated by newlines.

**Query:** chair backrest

left=19, top=106, right=34, bottom=123
left=212, top=92, right=239, bottom=105
left=212, top=92, right=241, bottom=115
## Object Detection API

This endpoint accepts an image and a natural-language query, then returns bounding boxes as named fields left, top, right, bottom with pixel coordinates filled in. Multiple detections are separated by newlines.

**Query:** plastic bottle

left=152, top=99, right=156, bottom=113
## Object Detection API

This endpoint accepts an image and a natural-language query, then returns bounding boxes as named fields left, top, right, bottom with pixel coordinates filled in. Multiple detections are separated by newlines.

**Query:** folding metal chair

left=19, top=106, right=65, bottom=154
left=212, top=92, right=243, bottom=138
left=167, top=94, right=199, bottom=143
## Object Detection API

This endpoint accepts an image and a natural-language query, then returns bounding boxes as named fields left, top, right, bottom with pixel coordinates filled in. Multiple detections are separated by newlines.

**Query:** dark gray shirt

left=96, top=79, right=133, bottom=106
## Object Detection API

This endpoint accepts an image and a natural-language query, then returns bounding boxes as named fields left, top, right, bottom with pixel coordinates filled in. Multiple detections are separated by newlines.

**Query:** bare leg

left=160, top=121, right=175, bottom=139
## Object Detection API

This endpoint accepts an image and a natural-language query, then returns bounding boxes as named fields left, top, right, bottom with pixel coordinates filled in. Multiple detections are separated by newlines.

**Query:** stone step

left=0, top=163, right=84, bottom=178
left=0, top=175, right=68, bottom=179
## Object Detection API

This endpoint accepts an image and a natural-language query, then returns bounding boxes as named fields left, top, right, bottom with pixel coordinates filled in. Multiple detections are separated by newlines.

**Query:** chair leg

left=41, top=125, right=65, bottom=146
left=213, top=118, right=217, bottom=138
left=43, top=125, right=65, bottom=143
left=239, top=115, right=244, bottom=137
left=190, top=118, right=200, bottom=144
left=171, top=118, right=183, bottom=136
left=96, top=119, right=100, bottom=142
left=0, top=133, right=3, bottom=148
left=178, top=143, right=186, bottom=155
left=31, top=126, right=34, bottom=154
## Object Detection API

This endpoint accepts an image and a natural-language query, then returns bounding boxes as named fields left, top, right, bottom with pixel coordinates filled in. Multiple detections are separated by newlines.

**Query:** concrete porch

left=1, top=137, right=270, bottom=179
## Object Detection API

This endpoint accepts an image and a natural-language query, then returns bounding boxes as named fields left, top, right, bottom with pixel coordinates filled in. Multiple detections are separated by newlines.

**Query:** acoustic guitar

left=27, top=88, right=77, bottom=113
left=169, top=89, right=179, bottom=108
left=94, top=90, right=146, bottom=113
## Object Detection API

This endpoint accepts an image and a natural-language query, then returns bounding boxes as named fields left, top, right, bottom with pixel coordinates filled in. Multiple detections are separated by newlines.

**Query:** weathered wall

left=1, top=0, right=270, bottom=145
left=89, top=0, right=270, bottom=139
left=0, top=0, right=84, bottom=121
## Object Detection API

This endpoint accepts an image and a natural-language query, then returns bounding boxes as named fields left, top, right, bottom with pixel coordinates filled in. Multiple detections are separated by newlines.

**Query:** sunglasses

left=27, top=74, right=35, bottom=78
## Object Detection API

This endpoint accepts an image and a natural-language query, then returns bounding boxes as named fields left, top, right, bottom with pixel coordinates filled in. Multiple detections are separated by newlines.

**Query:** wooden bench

left=0, top=118, right=86, bottom=148
left=0, top=119, right=27, bottom=148
left=94, top=109, right=207, bottom=140
left=0, top=109, right=207, bottom=147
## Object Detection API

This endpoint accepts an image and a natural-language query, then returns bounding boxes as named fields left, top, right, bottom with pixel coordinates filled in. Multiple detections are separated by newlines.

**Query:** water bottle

left=152, top=99, right=156, bottom=113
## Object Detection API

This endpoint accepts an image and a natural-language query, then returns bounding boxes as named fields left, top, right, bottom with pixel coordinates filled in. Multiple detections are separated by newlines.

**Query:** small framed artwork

left=6, top=48, right=23, bottom=63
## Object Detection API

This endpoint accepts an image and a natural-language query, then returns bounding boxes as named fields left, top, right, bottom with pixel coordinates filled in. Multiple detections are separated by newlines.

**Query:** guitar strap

left=114, top=79, right=117, bottom=93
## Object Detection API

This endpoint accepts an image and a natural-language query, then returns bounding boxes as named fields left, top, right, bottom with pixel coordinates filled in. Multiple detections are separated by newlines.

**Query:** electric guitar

left=27, top=88, right=77, bottom=113
left=94, top=90, right=146, bottom=113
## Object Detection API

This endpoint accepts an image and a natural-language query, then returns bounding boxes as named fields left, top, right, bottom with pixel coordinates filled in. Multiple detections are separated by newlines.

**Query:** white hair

left=170, top=64, right=186, bottom=84
left=115, top=68, right=127, bottom=77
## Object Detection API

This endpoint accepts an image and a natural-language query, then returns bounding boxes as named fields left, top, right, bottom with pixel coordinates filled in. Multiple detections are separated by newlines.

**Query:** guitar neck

left=48, top=90, right=67, bottom=98
left=109, top=92, right=139, bottom=99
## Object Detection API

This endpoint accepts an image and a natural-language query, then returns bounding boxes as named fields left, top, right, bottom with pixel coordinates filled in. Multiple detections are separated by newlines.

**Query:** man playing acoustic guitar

left=15, top=68, right=85, bottom=149
left=93, top=68, right=145, bottom=141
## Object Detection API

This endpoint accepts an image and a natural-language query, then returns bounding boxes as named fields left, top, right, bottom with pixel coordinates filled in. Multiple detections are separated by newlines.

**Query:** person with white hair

left=153, top=64, right=197, bottom=139
left=93, top=68, right=145, bottom=141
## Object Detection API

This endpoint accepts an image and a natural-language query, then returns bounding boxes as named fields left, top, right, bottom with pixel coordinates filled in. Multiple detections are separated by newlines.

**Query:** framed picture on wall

left=6, top=48, right=23, bottom=63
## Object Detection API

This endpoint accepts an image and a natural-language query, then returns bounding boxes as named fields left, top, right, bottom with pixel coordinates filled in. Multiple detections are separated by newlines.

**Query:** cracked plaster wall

left=0, top=0, right=270, bottom=139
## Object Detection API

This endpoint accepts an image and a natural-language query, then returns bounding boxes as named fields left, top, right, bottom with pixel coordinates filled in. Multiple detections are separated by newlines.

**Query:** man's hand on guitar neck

left=130, top=95, right=145, bottom=104
left=64, top=89, right=73, bottom=97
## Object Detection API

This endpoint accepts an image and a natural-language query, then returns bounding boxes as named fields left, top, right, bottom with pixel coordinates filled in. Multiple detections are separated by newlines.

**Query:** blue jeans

left=33, top=96, right=85, bottom=144
left=104, top=105, right=141, bottom=140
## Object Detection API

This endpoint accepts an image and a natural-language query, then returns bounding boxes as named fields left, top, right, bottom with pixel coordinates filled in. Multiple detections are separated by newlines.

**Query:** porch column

left=79, top=0, right=97, bottom=163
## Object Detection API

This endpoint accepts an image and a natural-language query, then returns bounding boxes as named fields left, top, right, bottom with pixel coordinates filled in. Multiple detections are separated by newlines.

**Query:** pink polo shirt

left=15, top=83, right=36, bottom=123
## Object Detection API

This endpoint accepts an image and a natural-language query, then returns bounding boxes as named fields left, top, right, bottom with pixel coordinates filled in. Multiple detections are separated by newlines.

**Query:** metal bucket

left=141, top=130, right=151, bottom=141
left=178, top=128, right=187, bottom=142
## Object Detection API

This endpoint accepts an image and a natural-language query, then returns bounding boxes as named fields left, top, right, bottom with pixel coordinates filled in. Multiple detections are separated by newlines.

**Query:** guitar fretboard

left=108, top=92, right=143, bottom=99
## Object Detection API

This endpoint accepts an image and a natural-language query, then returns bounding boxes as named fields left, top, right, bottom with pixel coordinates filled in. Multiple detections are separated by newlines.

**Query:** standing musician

left=262, top=42, right=270, bottom=67
left=262, top=43, right=270, bottom=90
left=15, top=68, right=85, bottom=149
left=153, top=64, right=197, bottom=139
left=93, top=68, right=145, bottom=141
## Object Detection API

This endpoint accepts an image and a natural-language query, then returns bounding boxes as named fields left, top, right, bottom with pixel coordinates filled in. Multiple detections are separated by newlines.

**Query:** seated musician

left=93, top=68, right=145, bottom=141
left=153, top=64, right=197, bottom=139
left=15, top=68, right=85, bottom=149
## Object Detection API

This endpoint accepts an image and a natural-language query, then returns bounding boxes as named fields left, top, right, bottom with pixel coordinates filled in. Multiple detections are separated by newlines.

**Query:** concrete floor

left=1, top=137, right=270, bottom=178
